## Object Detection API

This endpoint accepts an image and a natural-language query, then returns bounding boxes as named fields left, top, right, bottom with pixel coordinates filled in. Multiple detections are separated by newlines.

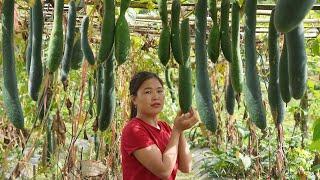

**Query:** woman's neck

left=136, top=113, right=158, bottom=128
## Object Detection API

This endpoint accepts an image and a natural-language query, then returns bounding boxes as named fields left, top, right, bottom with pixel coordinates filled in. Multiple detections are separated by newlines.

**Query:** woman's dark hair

left=129, top=71, right=163, bottom=118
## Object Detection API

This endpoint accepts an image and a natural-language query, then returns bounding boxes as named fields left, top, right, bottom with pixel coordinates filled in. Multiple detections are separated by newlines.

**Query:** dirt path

left=176, top=148, right=212, bottom=180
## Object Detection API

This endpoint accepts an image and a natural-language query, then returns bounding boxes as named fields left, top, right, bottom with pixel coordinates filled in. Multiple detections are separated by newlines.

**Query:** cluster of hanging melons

left=156, top=0, right=316, bottom=132
left=2, top=0, right=132, bottom=130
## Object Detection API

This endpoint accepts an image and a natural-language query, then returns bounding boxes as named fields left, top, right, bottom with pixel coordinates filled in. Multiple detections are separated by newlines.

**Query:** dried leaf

left=66, top=98, right=72, bottom=110
left=276, top=149, right=284, bottom=176
left=297, top=167, right=307, bottom=180
left=77, top=113, right=86, bottom=127
left=52, top=111, right=66, bottom=145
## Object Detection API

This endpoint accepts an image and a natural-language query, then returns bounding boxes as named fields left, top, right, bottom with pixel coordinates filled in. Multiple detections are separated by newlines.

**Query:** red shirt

left=121, top=118, right=178, bottom=180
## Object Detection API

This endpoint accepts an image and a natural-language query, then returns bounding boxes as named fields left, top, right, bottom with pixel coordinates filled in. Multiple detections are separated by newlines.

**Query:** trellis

left=21, top=2, right=320, bottom=40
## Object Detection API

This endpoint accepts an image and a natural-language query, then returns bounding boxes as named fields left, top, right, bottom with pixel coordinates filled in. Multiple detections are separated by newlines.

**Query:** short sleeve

left=160, top=121, right=172, bottom=133
left=122, top=123, right=155, bottom=155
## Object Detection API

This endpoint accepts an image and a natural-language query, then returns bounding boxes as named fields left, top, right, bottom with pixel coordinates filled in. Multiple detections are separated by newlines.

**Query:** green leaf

left=310, top=140, right=320, bottom=151
left=311, top=38, right=320, bottom=56
left=313, top=119, right=320, bottom=141
left=311, top=164, right=320, bottom=172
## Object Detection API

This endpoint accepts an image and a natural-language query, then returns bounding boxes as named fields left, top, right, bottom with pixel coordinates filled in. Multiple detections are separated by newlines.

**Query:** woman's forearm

left=160, top=127, right=181, bottom=178
left=178, top=133, right=192, bottom=173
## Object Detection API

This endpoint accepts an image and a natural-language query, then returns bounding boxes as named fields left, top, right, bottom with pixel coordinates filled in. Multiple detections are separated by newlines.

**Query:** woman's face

left=132, top=78, right=165, bottom=117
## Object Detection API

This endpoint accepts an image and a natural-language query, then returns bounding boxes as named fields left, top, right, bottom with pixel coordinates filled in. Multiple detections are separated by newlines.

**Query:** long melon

left=99, top=54, right=116, bottom=131
left=115, top=14, right=130, bottom=65
left=170, top=0, right=183, bottom=65
left=28, top=0, right=43, bottom=101
left=286, top=23, right=307, bottom=99
left=70, top=30, right=83, bottom=70
left=274, top=0, right=316, bottom=33
left=244, top=0, right=266, bottom=130
left=81, top=16, right=95, bottom=65
left=157, top=0, right=170, bottom=66
left=46, top=0, right=64, bottom=73
left=268, top=9, right=284, bottom=125
left=279, top=36, right=291, bottom=103
left=225, top=70, right=235, bottom=115
left=158, top=25, right=171, bottom=66
left=2, top=0, right=25, bottom=129
left=120, top=0, right=130, bottom=14
left=98, top=0, right=115, bottom=63
left=180, top=18, right=190, bottom=65
left=220, top=0, right=232, bottom=62
left=195, top=0, right=217, bottom=132
left=208, top=0, right=218, bottom=25
left=60, top=0, right=77, bottom=82
left=178, top=18, right=192, bottom=113
left=207, top=0, right=220, bottom=63
left=230, top=2, right=243, bottom=93
left=179, top=65, right=192, bottom=113
left=208, top=26, right=220, bottom=64
left=158, top=0, right=168, bottom=25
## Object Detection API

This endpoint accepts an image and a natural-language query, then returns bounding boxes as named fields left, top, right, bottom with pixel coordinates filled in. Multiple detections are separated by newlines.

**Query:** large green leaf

left=313, top=119, right=320, bottom=141
left=310, top=119, right=320, bottom=151
left=311, top=164, right=320, bottom=172
left=310, top=140, right=320, bottom=151
left=311, top=37, right=320, bottom=56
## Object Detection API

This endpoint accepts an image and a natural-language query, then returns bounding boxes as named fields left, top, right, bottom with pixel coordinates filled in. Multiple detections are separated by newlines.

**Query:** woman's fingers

left=187, top=109, right=199, bottom=121
left=189, top=108, right=200, bottom=123
left=183, top=114, right=199, bottom=128
left=179, top=110, right=198, bottom=121
left=189, top=116, right=199, bottom=126
left=174, top=107, right=200, bottom=130
left=188, top=108, right=194, bottom=116
left=175, top=110, right=183, bottom=120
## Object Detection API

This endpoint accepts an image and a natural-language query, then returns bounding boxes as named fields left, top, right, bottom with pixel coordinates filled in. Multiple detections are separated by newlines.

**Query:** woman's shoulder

left=123, top=118, right=140, bottom=127
left=122, top=118, right=145, bottom=133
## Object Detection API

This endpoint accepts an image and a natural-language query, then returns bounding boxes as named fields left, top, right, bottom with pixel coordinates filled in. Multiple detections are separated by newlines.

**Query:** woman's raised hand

left=173, top=108, right=199, bottom=132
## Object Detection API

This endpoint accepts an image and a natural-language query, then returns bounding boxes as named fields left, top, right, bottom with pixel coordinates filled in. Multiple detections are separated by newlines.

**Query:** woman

left=121, top=71, right=199, bottom=180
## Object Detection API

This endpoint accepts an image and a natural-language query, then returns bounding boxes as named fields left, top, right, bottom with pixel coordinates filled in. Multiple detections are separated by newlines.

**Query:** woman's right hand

left=173, top=108, right=199, bottom=132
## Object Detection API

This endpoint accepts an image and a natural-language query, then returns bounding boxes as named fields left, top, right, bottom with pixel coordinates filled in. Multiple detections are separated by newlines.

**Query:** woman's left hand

left=173, top=107, right=199, bottom=132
